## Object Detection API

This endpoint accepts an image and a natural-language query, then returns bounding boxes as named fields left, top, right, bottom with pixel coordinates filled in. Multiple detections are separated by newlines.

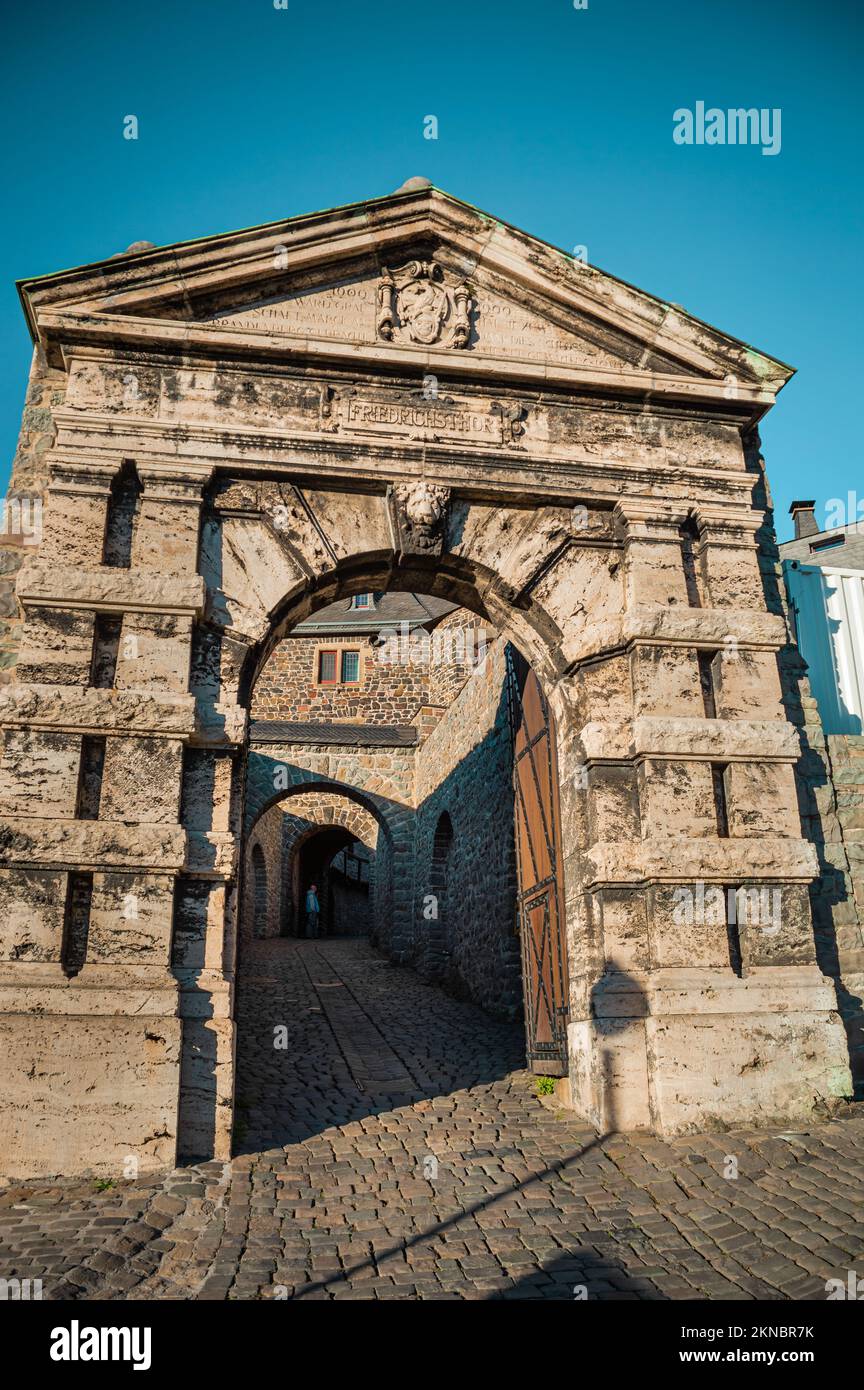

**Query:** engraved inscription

left=344, top=397, right=510, bottom=444
left=209, top=281, right=376, bottom=340
left=471, top=299, right=620, bottom=367
left=202, top=276, right=619, bottom=369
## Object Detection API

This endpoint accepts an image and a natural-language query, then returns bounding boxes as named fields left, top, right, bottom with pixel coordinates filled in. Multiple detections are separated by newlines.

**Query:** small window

left=351, top=593, right=373, bottom=609
left=318, top=650, right=338, bottom=684
left=341, top=650, right=360, bottom=683
left=810, top=535, right=845, bottom=552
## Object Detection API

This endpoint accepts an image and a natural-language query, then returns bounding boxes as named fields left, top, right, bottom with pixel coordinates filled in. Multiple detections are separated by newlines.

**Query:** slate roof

left=292, top=591, right=457, bottom=635
left=250, top=720, right=419, bottom=748
left=779, top=519, right=864, bottom=572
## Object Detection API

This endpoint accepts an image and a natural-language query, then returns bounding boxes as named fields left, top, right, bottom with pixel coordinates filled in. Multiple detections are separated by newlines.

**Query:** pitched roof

left=292, top=592, right=457, bottom=635
left=250, top=720, right=418, bottom=748
left=16, top=180, right=794, bottom=404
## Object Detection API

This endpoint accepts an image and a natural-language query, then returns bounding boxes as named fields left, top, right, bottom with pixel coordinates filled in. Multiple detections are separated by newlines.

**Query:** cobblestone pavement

left=1, top=938, right=862, bottom=1301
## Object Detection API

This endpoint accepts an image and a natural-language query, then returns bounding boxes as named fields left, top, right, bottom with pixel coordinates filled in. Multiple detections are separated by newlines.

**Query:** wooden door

left=507, top=650, right=570, bottom=1075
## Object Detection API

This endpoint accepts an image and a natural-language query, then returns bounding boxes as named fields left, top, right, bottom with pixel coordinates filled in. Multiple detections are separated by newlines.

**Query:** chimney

left=790, top=500, right=819, bottom=540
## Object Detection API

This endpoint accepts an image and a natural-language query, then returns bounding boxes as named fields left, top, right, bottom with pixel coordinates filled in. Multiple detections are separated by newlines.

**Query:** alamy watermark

left=376, top=620, right=487, bottom=670
left=673, top=102, right=781, bottom=157
left=824, top=491, right=864, bottom=529
left=673, top=883, right=782, bottom=935
left=0, top=496, right=42, bottom=547
left=825, top=1270, right=864, bottom=1300
left=0, top=1277, right=42, bottom=1300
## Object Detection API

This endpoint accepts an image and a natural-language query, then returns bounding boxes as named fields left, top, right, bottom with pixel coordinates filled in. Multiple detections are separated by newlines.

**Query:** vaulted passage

left=231, top=589, right=573, bottom=1139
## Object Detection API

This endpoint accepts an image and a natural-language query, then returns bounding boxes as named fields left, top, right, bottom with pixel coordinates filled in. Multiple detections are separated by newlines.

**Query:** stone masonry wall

left=0, top=349, right=66, bottom=684
left=797, top=721, right=864, bottom=1089
left=241, top=801, right=285, bottom=945
left=251, top=610, right=483, bottom=732
left=413, top=635, right=521, bottom=1018
left=754, top=449, right=864, bottom=1094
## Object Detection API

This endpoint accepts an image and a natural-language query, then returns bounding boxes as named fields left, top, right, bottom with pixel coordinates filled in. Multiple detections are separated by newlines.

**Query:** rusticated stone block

left=100, top=736, right=184, bottom=824
left=714, top=647, right=784, bottom=720
left=88, top=872, right=175, bottom=964
left=639, top=759, right=719, bottom=839
left=0, top=1012, right=181, bottom=1178
left=0, top=816, right=186, bottom=871
left=647, top=1007, right=851, bottom=1133
left=630, top=643, right=704, bottom=720
left=0, top=869, right=66, bottom=961
left=726, top=761, right=800, bottom=839
left=14, top=607, right=95, bottom=685
left=0, top=682, right=196, bottom=736
left=587, top=763, right=641, bottom=844
left=115, top=614, right=194, bottom=694
left=0, top=728, right=80, bottom=818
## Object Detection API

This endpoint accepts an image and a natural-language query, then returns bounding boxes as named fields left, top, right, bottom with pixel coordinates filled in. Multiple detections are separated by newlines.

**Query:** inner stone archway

left=294, top=826, right=372, bottom=938
left=240, top=787, right=384, bottom=949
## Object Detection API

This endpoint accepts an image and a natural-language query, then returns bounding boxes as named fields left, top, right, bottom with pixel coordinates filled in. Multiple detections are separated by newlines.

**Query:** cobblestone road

left=1, top=938, right=862, bottom=1301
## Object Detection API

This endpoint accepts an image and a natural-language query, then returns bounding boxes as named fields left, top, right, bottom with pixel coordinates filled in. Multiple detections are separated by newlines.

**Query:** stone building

left=0, top=178, right=857, bottom=1179
left=778, top=501, right=864, bottom=1087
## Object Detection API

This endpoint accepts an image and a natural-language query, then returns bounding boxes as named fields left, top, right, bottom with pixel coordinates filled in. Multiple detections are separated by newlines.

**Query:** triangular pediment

left=198, top=265, right=649, bottom=373
left=16, top=183, right=794, bottom=395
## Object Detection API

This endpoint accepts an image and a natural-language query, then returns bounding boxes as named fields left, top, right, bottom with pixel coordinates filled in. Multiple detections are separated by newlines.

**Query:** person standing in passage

left=305, top=883, right=320, bottom=939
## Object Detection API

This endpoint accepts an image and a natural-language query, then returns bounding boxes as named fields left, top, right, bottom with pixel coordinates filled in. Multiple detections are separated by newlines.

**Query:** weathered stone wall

left=413, top=636, right=520, bottom=1017
left=241, top=802, right=285, bottom=943
left=0, top=350, right=66, bottom=685
left=822, top=735, right=864, bottom=1086
left=251, top=609, right=481, bottom=732
left=329, top=872, right=371, bottom=936
left=792, top=709, right=864, bottom=1090
left=752, top=459, right=864, bottom=1096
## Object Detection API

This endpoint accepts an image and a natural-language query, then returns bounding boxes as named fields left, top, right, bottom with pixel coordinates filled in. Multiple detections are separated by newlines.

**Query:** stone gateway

left=0, top=179, right=853, bottom=1179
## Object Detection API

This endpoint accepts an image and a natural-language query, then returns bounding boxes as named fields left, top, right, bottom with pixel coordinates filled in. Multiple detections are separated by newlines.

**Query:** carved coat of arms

left=377, top=260, right=472, bottom=349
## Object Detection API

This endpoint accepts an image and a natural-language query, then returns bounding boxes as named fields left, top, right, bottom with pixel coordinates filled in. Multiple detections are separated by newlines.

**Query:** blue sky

left=1, top=0, right=860, bottom=539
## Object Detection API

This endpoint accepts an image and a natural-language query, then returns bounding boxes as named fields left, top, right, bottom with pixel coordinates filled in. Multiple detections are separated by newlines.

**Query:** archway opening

left=293, top=825, right=373, bottom=939
left=230, top=571, right=572, bottom=1153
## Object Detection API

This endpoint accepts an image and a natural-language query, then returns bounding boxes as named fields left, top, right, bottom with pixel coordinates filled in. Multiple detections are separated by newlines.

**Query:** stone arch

left=289, top=823, right=373, bottom=939
left=196, top=482, right=605, bottom=724
left=0, top=189, right=851, bottom=1183
left=210, top=512, right=589, bottom=983
left=241, top=789, right=381, bottom=943
left=234, top=548, right=576, bottom=712
left=243, top=751, right=412, bottom=838
left=243, top=778, right=405, bottom=950
left=270, top=791, right=381, bottom=851
left=217, top=540, right=582, bottom=1109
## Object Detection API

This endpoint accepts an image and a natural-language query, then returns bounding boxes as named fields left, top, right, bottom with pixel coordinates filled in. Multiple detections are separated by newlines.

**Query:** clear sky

left=0, top=0, right=860, bottom=539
